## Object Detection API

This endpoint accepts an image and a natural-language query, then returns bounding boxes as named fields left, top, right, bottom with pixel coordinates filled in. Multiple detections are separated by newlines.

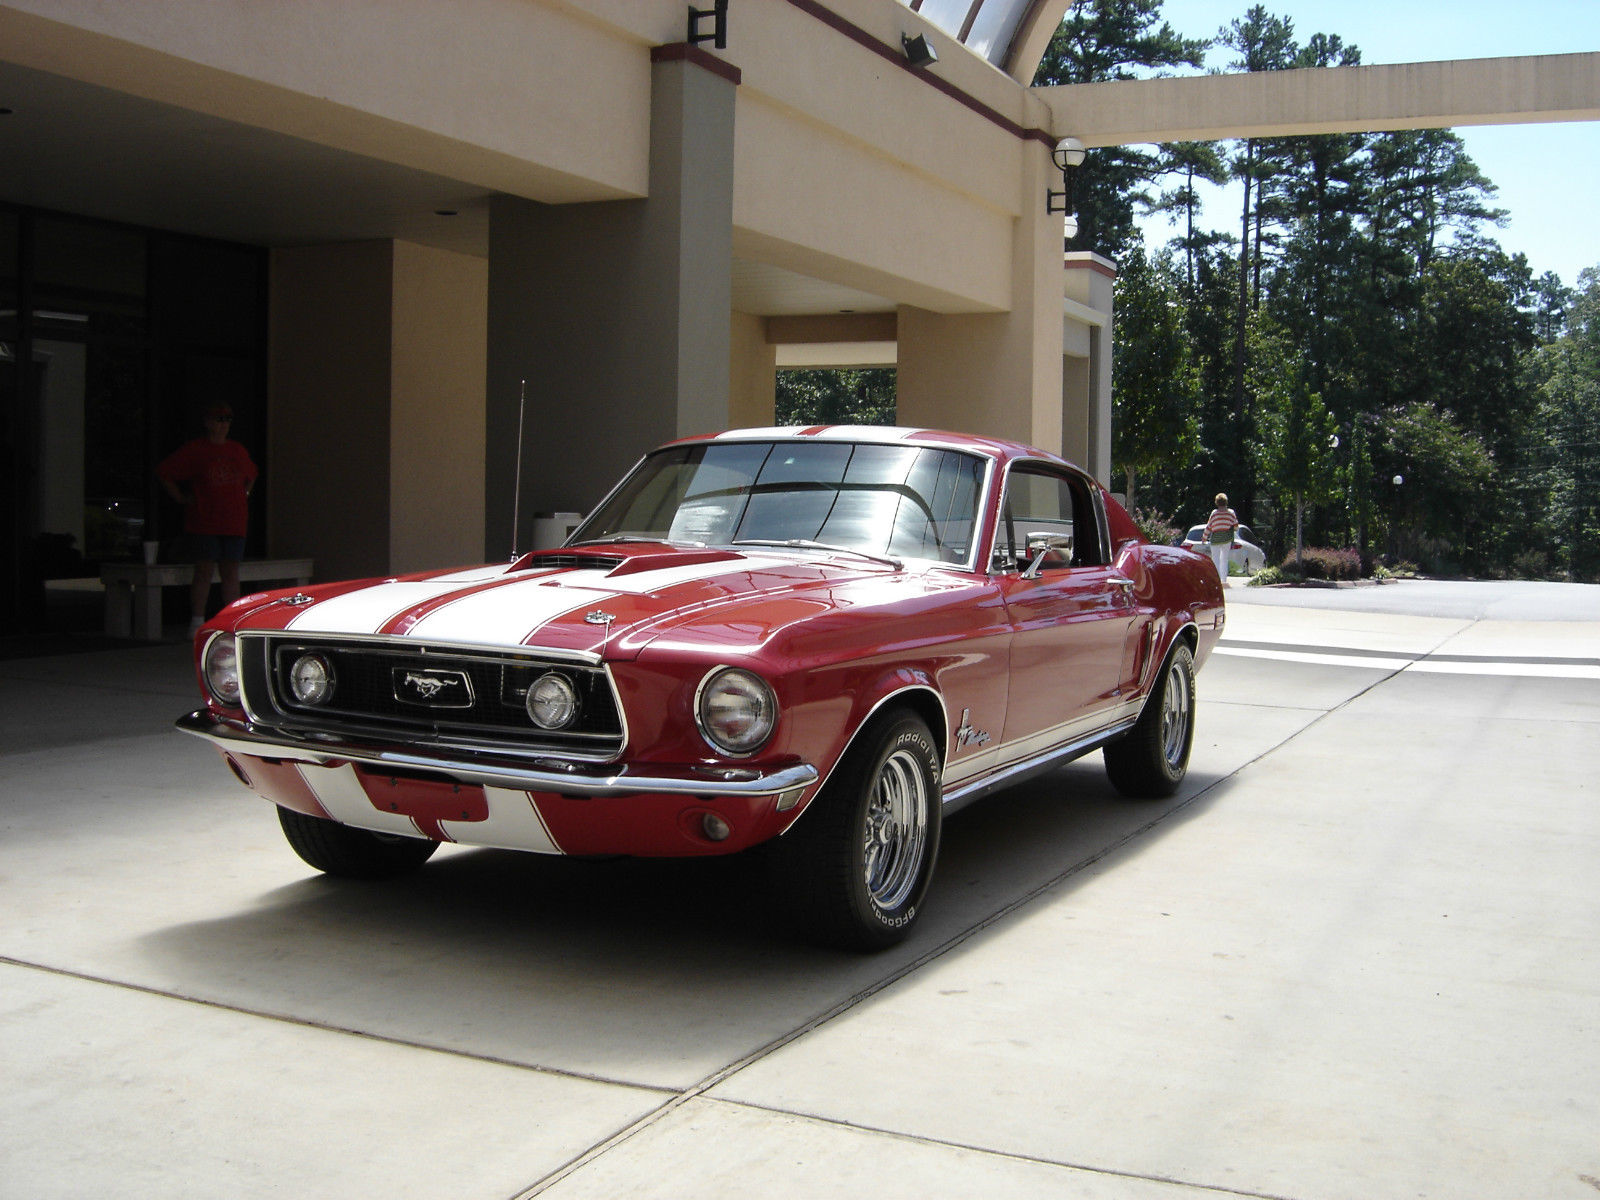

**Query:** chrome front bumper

left=176, top=710, right=818, bottom=799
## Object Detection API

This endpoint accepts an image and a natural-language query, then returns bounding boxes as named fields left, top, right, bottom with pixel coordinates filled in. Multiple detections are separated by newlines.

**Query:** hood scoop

left=605, top=548, right=743, bottom=577
left=514, top=552, right=626, bottom=573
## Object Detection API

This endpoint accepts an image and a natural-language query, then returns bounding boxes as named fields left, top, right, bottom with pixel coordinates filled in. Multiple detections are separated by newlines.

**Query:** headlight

left=696, top=668, right=777, bottom=756
left=526, top=671, right=579, bottom=730
left=203, top=633, right=241, bottom=706
left=288, top=652, right=335, bottom=706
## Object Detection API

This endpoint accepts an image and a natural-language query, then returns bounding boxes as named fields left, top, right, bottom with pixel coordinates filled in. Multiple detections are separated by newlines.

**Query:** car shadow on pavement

left=135, top=759, right=1228, bottom=1087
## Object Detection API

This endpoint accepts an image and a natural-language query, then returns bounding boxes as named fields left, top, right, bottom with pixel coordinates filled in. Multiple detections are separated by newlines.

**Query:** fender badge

left=584, top=610, right=615, bottom=625
left=955, top=708, right=992, bottom=750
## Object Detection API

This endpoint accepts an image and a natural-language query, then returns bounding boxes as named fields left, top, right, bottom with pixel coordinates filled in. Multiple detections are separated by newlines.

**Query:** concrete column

left=485, top=44, right=739, bottom=557
left=389, top=241, right=488, bottom=574
left=269, top=240, right=488, bottom=582
left=730, top=310, right=776, bottom=428
left=269, top=242, right=393, bottom=583
left=895, top=123, right=1065, bottom=452
left=1062, top=253, right=1116, bottom=483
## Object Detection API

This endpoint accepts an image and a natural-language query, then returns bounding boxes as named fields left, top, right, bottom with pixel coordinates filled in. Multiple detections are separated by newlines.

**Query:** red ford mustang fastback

left=180, top=426, right=1224, bottom=948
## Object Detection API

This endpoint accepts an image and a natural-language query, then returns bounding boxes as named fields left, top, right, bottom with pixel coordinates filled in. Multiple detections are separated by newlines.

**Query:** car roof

left=665, top=425, right=1067, bottom=470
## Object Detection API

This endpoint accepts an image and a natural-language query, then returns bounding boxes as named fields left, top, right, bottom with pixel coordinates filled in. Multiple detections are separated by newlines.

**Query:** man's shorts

left=186, top=534, right=246, bottom=562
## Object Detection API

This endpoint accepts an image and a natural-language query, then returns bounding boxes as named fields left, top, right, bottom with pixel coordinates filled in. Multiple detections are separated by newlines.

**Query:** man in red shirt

left=157, top=403, right=258, bottom=634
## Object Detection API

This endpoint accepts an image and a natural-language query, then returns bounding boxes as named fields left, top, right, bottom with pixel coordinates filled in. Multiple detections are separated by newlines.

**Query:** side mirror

left=1021, top=532, right=1074, bottom=578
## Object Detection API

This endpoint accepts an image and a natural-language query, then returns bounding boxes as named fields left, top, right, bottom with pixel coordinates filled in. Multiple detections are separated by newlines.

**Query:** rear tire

left=277, top=807, right=439, bottom=879
left=771, top=711, right=941, bottom=951
left=1104, top=642, right=1195, bottom=799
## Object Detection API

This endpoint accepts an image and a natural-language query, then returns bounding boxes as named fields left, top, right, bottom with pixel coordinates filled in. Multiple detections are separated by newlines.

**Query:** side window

left=994, top=466, right=1106, bottom=572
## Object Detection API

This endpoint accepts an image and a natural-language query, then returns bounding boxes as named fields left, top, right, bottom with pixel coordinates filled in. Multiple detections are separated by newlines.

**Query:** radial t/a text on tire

left=771, top=710, right=942, bottom=951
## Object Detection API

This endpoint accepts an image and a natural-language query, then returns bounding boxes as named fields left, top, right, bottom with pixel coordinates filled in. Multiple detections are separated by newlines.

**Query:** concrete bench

left=101, top=558, right=314, bottom=640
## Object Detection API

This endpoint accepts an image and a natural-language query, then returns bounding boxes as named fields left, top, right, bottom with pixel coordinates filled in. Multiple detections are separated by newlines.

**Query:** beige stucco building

left=1, top=1, right=1595, bottom=613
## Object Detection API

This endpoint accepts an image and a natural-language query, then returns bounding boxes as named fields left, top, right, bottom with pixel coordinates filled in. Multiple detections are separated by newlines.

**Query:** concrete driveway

left=3, top=582, right=1597, bottom=1199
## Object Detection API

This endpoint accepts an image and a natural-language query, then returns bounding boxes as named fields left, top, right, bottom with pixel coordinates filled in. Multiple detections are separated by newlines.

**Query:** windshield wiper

left=732, top=539, right=903, bottom=570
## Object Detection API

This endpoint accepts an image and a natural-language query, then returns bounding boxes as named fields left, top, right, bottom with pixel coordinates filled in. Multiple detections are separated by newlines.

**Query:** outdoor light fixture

left=1048, top=136, right=1086, bottom=217
left=687, top=0, right=728, bottom=49
left=902, top=32, right=938, bottom=67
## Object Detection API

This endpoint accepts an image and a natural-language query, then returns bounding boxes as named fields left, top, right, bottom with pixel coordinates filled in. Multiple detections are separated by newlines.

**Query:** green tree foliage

left=1214, top=6, right=1299, bottom=466
left=1033, top=0, right=1206, bottom=257
left=774, top=368, right=896, bottom=427
left=1112, top=247, right=1202, bottom=508
left=1250, top=316, right=1337, bottom=566
left=1150, top=141, right=1231, bottom=290
left=1379, top=402, right=1497, bottom=567
left=1521, top=268, right=1600, bottom=580
left=1039, top=1, right=1584, bottom=577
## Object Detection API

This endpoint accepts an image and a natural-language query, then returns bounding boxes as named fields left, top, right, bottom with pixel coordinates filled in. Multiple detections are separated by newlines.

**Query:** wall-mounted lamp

left=1047, top=136, right=1086, bottom=218
left=687, top=0, right=728, bottom=50
left=901, top=32, right=938, bottom=67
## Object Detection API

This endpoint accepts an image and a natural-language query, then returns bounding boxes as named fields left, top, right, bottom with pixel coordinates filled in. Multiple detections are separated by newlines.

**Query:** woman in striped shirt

left=1204, top=493, right=1238, bottom=586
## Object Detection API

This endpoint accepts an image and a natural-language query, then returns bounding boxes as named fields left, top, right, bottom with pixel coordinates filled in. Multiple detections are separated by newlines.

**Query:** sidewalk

left=3, top=595, right=1597, bottom=1198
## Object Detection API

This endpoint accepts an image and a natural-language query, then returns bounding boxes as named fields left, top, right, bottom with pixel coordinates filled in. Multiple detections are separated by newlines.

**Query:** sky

left=1130, top=0, right=1600, bottom=286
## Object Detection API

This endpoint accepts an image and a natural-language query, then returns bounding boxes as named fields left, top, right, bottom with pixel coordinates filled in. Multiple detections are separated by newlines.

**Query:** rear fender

left=1134, top=620, right=1199, bottom=713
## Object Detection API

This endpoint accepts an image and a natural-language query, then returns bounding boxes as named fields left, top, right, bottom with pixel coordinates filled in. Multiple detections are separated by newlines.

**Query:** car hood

left=228, top=544, right=952, bottom=660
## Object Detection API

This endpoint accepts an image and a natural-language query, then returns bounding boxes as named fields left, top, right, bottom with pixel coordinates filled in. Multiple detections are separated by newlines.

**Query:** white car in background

left=1182, top=523, right=1266, bottom=575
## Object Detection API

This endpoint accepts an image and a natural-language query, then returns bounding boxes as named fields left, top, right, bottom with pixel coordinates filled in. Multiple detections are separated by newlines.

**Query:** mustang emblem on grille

left=393, top=668, right=474, bottom=708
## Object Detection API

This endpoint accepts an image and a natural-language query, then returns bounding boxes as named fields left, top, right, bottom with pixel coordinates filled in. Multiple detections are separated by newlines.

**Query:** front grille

left=238, top=635, right=623, bottom=759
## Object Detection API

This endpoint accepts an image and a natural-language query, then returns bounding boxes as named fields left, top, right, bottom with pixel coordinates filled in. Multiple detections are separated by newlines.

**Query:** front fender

left=777, top=665, right=949, bottom=826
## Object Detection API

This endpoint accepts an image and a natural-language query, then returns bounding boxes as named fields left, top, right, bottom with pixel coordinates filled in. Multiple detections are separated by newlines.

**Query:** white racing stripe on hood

left=287, top=579, right=501, bottom=634
left=595, top=554, right=790, bottom=594
left=407, top=555, right=795, bottom=642
left=430, top=565, right=516, bottom=584
left=404, top=580, right=613, bottom=643
left=287, top=553, right=805, bottom=641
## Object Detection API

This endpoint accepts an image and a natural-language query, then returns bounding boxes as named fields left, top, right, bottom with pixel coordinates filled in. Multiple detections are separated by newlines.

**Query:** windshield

left=572, top=440, right=987, bottom=567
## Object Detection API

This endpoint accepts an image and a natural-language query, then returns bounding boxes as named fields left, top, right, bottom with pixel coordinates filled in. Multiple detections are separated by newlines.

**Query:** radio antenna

left=510, top=378, right=527, bottom=560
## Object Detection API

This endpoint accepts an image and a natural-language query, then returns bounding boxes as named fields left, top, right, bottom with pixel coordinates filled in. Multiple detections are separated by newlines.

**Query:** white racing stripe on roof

left=711, top=426, right=926, bottom=442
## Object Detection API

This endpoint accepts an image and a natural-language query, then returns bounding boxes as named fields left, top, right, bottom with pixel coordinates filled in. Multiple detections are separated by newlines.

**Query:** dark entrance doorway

left=1, top=207, right=266, bottom=634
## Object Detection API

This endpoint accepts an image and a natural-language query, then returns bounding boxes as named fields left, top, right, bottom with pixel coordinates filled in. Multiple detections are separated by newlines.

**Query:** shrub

left=1511, top=549, right=1551, bottom=580
left=1132, top=507, right=1180, bottom=547
left=1249, top=565, right=1300, bottom=586
left=1279, top=546, right=1361, bottom=581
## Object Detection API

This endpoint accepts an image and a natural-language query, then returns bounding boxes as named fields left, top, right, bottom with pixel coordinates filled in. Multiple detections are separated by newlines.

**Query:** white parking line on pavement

left=1216, top=644, right=1600, bottom=679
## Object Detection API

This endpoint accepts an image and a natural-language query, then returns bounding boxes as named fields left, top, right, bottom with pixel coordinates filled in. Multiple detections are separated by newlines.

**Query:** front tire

left=277, top=807, right=439, bottom=879
left=1104, top=642, right=1195, bottom=799
left=773, top=712, right=942, bottom=951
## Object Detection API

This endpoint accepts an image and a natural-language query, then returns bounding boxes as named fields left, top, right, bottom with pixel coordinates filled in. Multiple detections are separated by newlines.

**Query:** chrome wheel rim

left=863, top=748, right=930, bottom=911
left=1160, top=656, right=1192, bottom=769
